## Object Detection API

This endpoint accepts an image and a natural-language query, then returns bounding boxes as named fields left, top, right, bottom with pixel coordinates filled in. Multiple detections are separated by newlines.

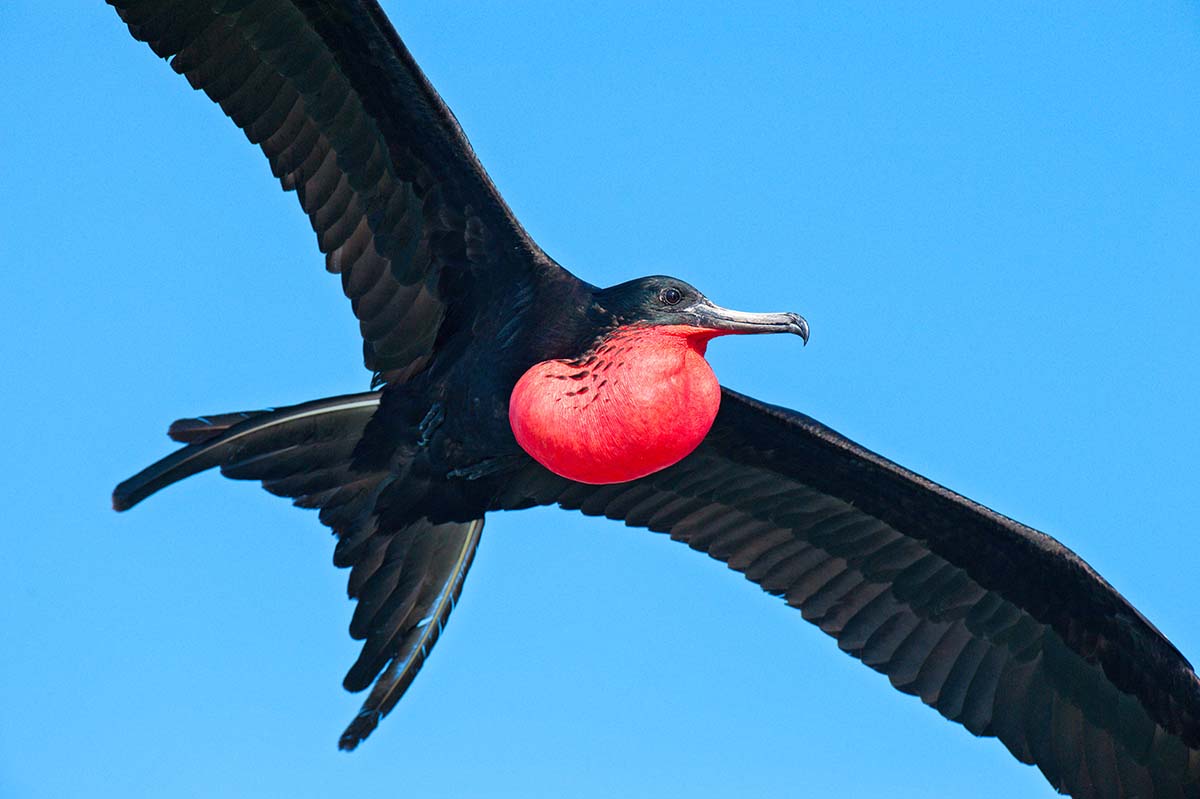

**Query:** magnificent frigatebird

left=96, top=2, right=1199, bottom=797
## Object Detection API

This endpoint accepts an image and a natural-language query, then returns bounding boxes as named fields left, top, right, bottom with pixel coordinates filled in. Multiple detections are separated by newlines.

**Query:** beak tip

left=792, top=314, right=810, bottom=345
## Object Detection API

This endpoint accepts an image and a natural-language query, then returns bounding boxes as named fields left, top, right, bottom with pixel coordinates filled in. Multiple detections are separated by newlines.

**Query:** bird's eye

left=659, top=287, right=683, bottom=306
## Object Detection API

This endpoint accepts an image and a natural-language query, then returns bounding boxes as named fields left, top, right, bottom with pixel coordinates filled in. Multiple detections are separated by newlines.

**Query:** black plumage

left=105, top=2, right=1200, bottom=796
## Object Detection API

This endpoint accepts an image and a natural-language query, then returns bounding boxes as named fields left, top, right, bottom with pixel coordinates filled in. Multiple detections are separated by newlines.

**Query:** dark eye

left=659, top=287, right=683, bottom=306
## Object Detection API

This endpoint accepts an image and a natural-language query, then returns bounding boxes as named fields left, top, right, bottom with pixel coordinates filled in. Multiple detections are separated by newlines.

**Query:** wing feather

left=108, top=0, right=561, bottom=383
left=501, top=387, right=1200, bottom=797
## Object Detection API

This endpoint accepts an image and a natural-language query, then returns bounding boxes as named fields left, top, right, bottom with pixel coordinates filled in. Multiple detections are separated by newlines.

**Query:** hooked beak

left=691, top=300, right=810, bottom=345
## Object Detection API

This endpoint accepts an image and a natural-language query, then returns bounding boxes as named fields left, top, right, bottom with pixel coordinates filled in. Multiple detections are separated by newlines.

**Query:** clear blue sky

left=2, top=3, right=1199, bottom=797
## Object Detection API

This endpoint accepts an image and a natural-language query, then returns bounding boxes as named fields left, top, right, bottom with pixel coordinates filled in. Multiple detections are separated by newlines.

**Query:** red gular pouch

left=509, top=325, right=723, bottom=485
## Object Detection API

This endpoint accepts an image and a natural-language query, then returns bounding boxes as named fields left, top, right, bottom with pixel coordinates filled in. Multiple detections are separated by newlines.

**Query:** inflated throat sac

left=509, top=326, right=722, bottom=484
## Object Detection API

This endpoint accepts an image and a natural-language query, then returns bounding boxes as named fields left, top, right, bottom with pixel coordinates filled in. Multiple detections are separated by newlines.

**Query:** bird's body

left=99, top=1, right=1200, bottom=796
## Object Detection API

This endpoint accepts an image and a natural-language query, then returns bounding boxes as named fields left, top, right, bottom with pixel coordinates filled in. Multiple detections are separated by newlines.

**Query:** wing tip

left=111, top=481, right=139, bottom=512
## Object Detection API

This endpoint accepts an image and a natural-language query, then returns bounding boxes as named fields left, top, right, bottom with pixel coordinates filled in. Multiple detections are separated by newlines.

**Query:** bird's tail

left=112, top=392, right=383, bottom=511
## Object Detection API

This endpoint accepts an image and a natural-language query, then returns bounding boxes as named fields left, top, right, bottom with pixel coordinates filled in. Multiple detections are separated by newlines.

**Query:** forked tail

left=112, top=391, right=484, bottom=749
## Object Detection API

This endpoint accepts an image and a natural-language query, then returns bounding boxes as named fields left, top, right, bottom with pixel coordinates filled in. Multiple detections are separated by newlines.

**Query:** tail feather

left=113, top=388, right=484, bottom=750
left=167, top=411, right=265, bottom=444
left=113, top=392, right=382, bottom=511
left=338, top=518, right=483, bottom=750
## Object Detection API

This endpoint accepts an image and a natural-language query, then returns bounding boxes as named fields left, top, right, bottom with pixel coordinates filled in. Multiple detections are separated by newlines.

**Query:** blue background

left=2, top=2, right=1198, bottom=797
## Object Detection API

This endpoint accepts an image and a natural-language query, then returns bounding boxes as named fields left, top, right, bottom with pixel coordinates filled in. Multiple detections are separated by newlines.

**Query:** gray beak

left=692, top=301, right=810, bottom=344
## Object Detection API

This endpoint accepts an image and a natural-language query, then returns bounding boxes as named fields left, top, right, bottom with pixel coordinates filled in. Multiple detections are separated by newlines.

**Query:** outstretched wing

left=114, top=393, right=482, bottom=749
left=108, top=0, right=561, bottom=384
left=499, top=388, right=1200, bottom=798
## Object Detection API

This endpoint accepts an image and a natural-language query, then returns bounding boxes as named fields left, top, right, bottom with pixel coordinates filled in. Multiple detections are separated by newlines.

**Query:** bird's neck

left=509, top=325, right=722, bottom=484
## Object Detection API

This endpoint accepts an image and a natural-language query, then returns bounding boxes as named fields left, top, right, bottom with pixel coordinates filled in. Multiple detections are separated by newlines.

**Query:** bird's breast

left=508, top=326, right=722, bottom=484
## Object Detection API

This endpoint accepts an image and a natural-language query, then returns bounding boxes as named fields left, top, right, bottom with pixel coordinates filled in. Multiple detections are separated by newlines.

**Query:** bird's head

left=589, top=275, right=809, bottom=344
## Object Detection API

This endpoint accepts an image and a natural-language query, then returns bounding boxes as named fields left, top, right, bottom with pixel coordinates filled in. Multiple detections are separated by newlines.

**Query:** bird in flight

left=106, top=2, right=1199, bottom=796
